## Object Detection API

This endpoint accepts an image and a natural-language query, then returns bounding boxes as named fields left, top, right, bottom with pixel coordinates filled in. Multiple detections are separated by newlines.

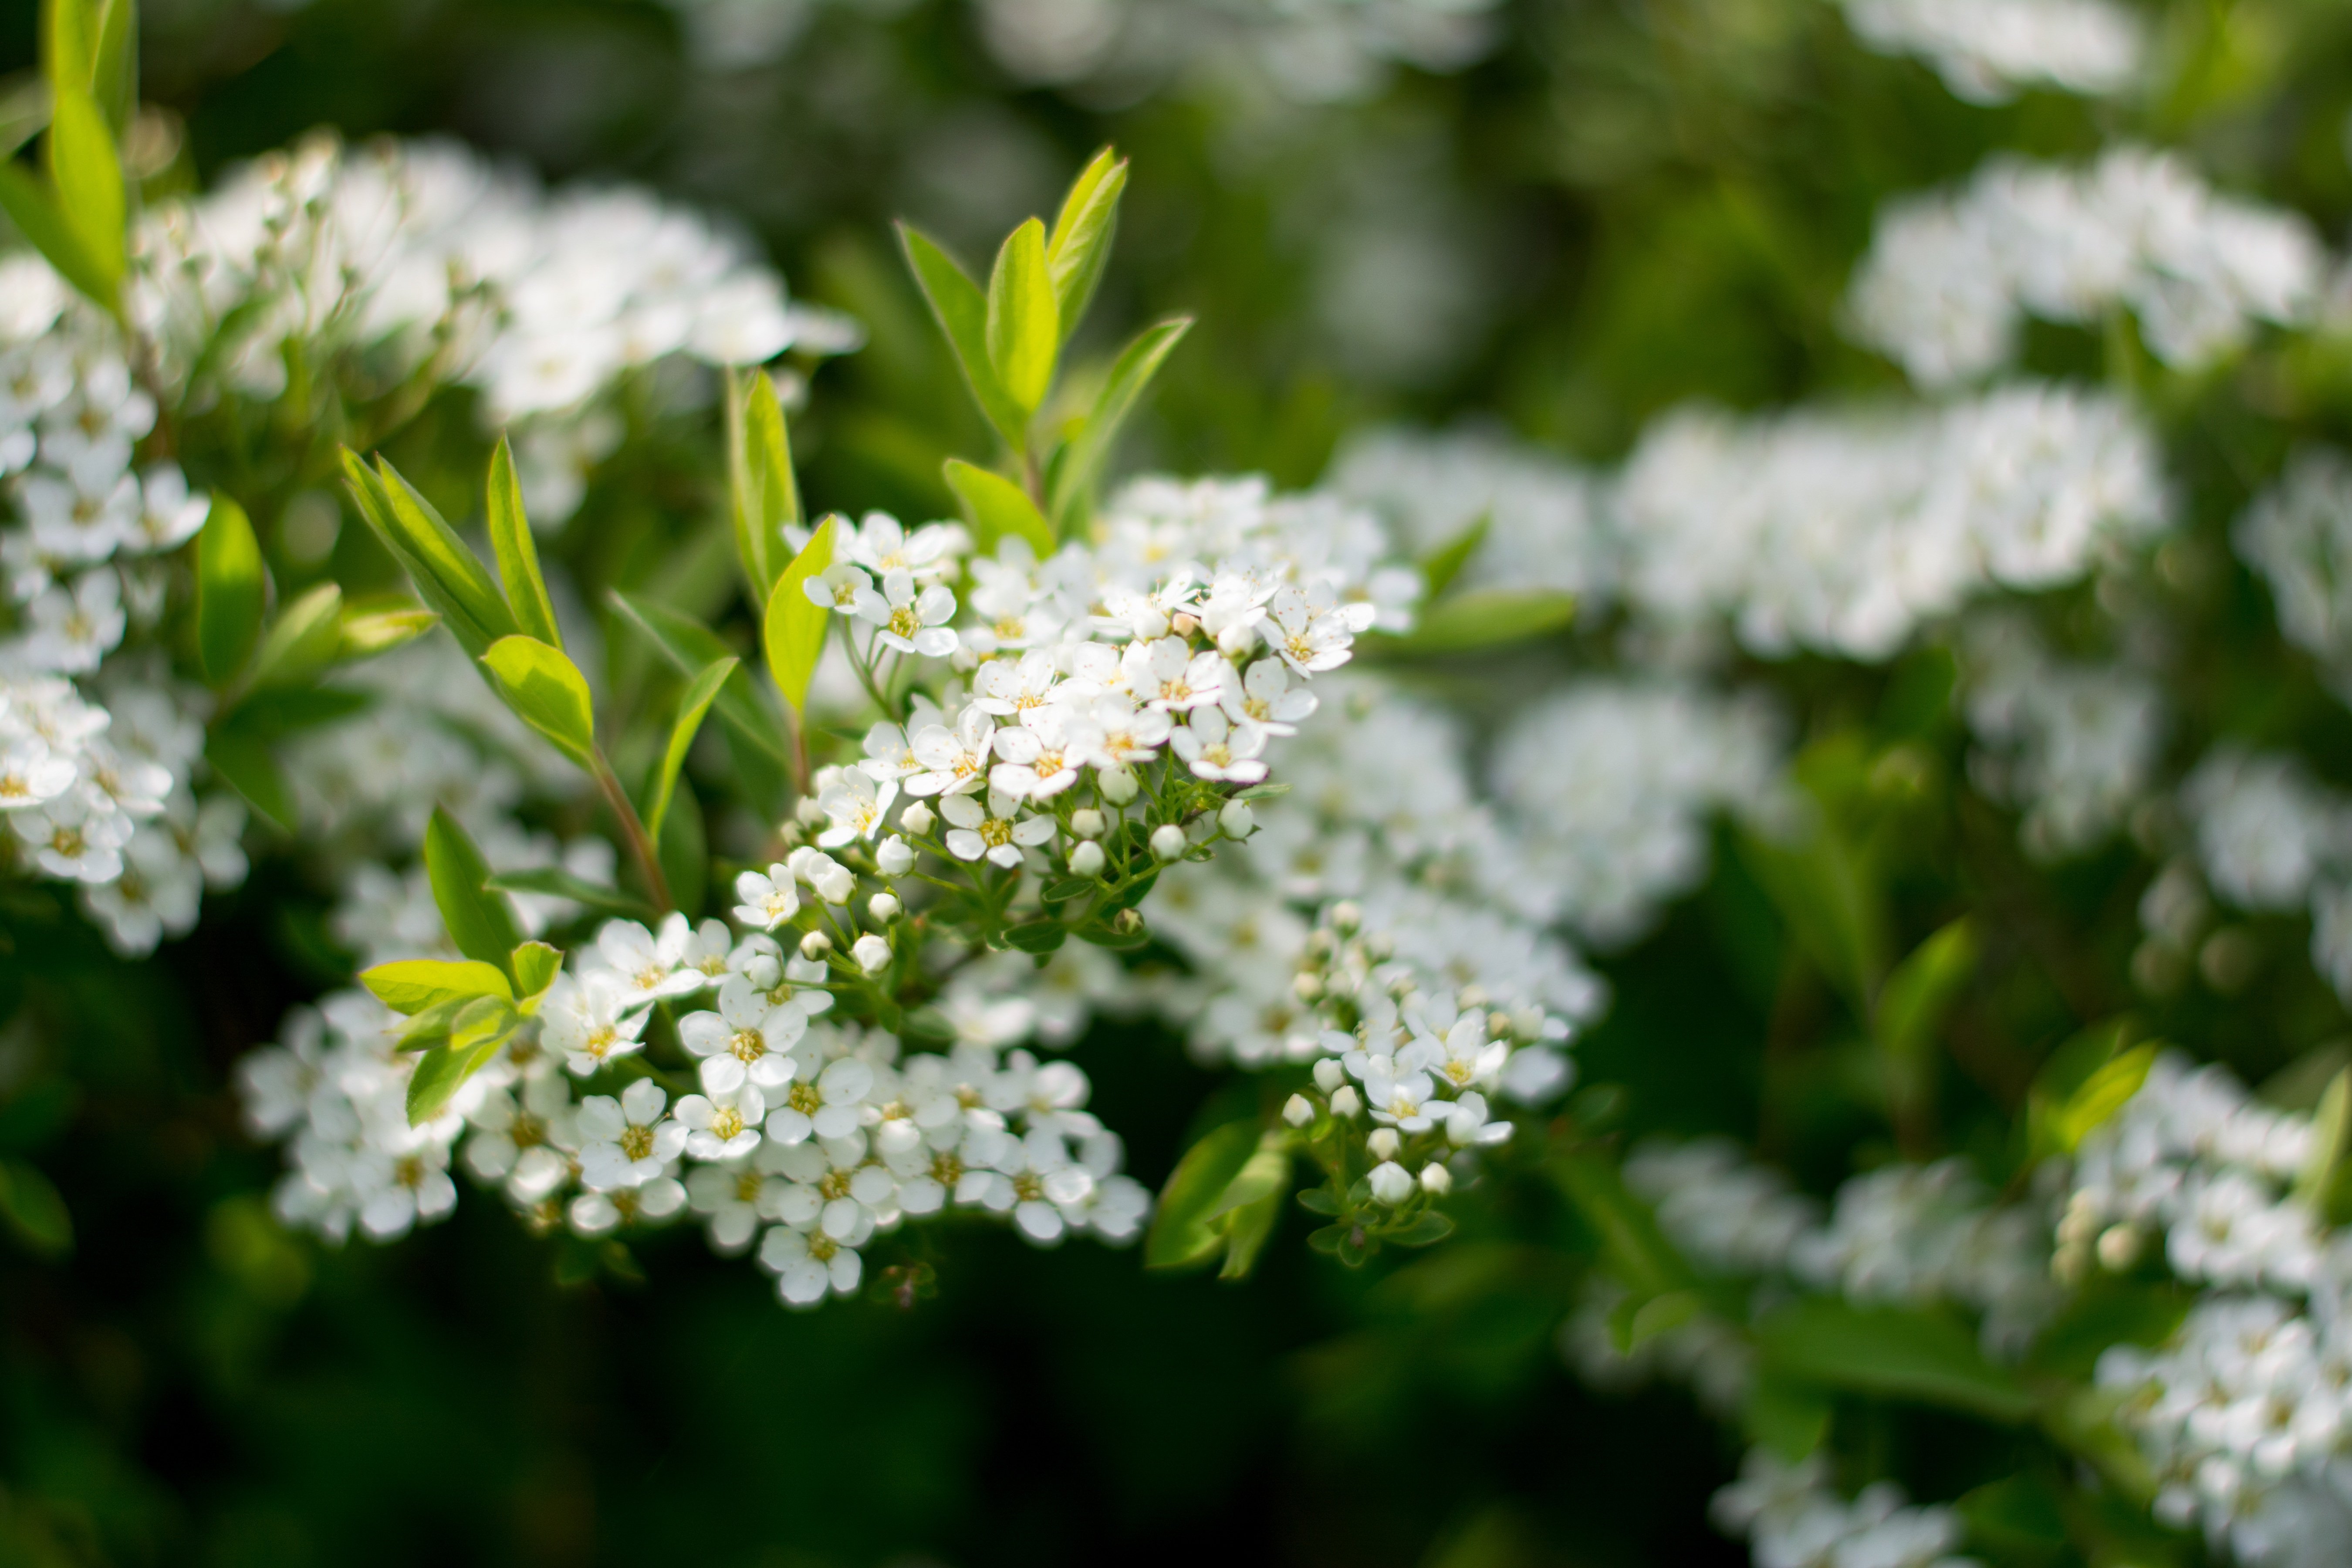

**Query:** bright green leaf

left=984, top=217, right=1057, bottom=416
left=195, top=492, right=265, bottom=686
left=423, top=806, right=525, bottom=979
left=245, top=581, right=343, bottom=691
left=2047, top=1044, right=2157, bottom=1156
left=510, top=941, right=562, bottom=1010
left=609, top=590, right=791, bottom=765
left=1756, top=1300, right=2038, bottom=1423
left=342, top=451, right=516, bottom=658
left=1366, top=589, right=1576, bottom=658
left=89, top=0, right=135, bottom=133
left=944, top=458, right=1054, bottom=559
left=45, top=83, right=121, bottom=297
left=1145, top=1120, right=1261, bottom=1270
left=406, top=997, right=517, bottom=1125
left=484, top=867, right=658, bottom=921
left=480, top=635, right=597, bottom=770
left=1045, top=147, right=1126, bottom=338
left=645, top=656, right=737, bottom=846
left=899, top=222, right=1027, bottom=449
left=2299, top=1069, right=2352, bottom=1212
left=360, top=958, right=513, bottom=1016
left=0, top=161, right=113, bottom=314
left=487, top=436, right=563, bottom=649
left=764, top=515, right=836, bottom=714
left=1047, top=317, right=1190, bottom=537
left=335, top=602, right=439, bottom=663
left=728, top=370, right=801, bottom=597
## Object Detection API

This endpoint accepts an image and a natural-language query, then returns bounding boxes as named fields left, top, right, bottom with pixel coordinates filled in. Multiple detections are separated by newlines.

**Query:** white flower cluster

left=1962, top=609, right=2165, bottom=861
left=1835, top=0, right=2143, bottom=105
left=0, top=261, right=245, bottom=950
left=1849, top=149, right=2326, bottom=389
left=1490, top=682, right=1784, bottom=944
left=2058, top=1054, right=2352, bottom=1561
left=2236, top=449, right=2352, bottom=703
left=1334, top=385, right=2171, bottom=666
left=971, top=0, right=1501, bottom=104
left=1615, top=387, right=2170, bottom=661
left=237, top=906, right=1153, bottom=1303
left=1711, top=1448, right=1981, bottom=1568
left=137, top=133, right=851, bottom=522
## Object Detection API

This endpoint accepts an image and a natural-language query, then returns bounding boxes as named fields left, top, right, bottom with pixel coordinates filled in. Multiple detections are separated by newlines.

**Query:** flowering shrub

left=20, top=0, right=2352, bottom=1562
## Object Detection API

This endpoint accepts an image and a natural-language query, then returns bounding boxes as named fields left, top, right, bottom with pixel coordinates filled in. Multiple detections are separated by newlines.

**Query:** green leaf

left=89, top=0, right=135, bottom=134
left=406, top=997, right=517, bottom=1125
left=645, top=656, right=737, bottom=846
left=1366, top=589, right=1576, bottom=657
left=1046, top=317, right=1190, bottom=537
left=1874, top=916, right=1978, bottom=1061
left=195, top=492, right=265, bottom=686
left=245, top=581, right=343, bottom=691
left=360, top=958, right=513, bottom=1016
left=480, top=635, right=597, bottom=770
left=1045, top=147, right=1126, bottom=338
left=1737, top=805, right=1889, bottom=1016
left=2041, top=1043, right=2156, bottom=1157
left=487, top=436, right=563, bottom=649
left=1231, top=782, right=1291, bottom=803
left=510, top=940, right=563, bottom=1009
left=2297, top=1069, right=2352, bottom=1211
left=944, top=458, right=1054, bottom=558
left=727, top=370, right=801, bottom=597
left=1388, top=1209, right=1457, bottom=1249
left=1145, top=1119, right=1262, bottom=1270
left=484, top=867, right=657, bottom=921
left=45, top=82, right=121, bottom=300
left=1216, top=1187, right=1283, bottom=1281
left=899, top=222, right=1027, bottom=448
left=1040, top=878, right=1093, bottom=905
left=763, top=515, right=836, bottom=715
left=1743, top=1377, right=1832, bottom=1463
left=341, top=451, right=515, bottom=659
left=655, top=776, right=706, bottom=920
left=1005, top=920, right=1067, bottom=954
left=1417, top=512, right=1490, bottom=602
left=202, top=729, right=293, bottom=831
left=335, top=602, right=439, bottom=663
left=0, top=1159, right=72, bottom=1256
left=0, top=161, right=114, bottom=315
left=984, top=216, right=1057, bottom=416
left=1755, top=1300, right=2039, bottom=1423
left=1553, top=1152, right=1696, bottom=1299
left=423, top=806, right=525, bottom=978
left=609, top=590, right=791, bottom=765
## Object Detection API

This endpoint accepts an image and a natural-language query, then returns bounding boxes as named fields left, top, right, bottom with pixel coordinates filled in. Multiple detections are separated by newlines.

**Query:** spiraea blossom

left=1849, top=149, right=2326, bottom=388
left=1835, top=0, right=2144, bottom=105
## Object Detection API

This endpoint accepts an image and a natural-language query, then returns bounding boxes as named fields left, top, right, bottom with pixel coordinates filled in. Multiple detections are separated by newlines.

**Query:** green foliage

left=195, top=492, right=265, bottom=686
left=422, top=808, right=525, bottom=980
left=943, top=456, right=1053, bottom=556
left=478, top=635, right=598, bottom=770
left=727, top=368, right=801, bottom=596
left=645, top=656, right=736, bottom=845
left=485, top=437, right=562, bottom=649
left=763, top=516, right=836, bottom=716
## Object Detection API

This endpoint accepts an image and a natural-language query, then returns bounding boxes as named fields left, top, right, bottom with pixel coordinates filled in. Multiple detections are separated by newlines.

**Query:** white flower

left=907, top=705, right=996, bottom=797
left=10, top=793, right=130, bottom=883
left=21, top=570, right=126, bottom=674
left=676, top=1082, right=766, bottom=1160
left=1367, top=1160, right=1415, bottom=1204
left=990, top=711, right=1084, bottom=798
left=854, top=567, right=959, bottom=657
left=1262, top=582, right=1368, bottom=674
left=731, top=863, right=802, bottom=929
left=679, top=974, right=811, bottom=1093
left=941, top=788, right=1054, bottom=868
left=578, top=1079, right=689, bottom=1190
left=804, top=562, right=873, bottom=614
left=876, top=834, right=916, bottom=875
left=1075, top=694, right=1170, bottom=769
left=130, top=465, right=210, bottom=552
left=1170, top=706, right=1269, bottom=784
left=1124, top=636, right=1226, bottom=712
left=1362, top=1064, right=1436, bottom=1134
left=786, top=845, right=856, bottom=904
left=1223, top=656, right=1317, bottom=736
left=973, top=649, right=1062, bottom=722
left=816, top=766, right=897, bottom=846
left=540, top=971, right=651, bottom=1075
left=841, top=510, right=956, bottom=580
left=764, top=1055, right=876, bottom=1146
left=0, top=740, right=75, bottom=810
left=758, top=1221, right=862, bottom=1304
left=587, top=915, right=706, bottom=1004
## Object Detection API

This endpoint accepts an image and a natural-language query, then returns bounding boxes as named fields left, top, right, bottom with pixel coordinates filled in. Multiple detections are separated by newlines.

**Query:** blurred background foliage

left=7, top=0, right=2352, bottom=1563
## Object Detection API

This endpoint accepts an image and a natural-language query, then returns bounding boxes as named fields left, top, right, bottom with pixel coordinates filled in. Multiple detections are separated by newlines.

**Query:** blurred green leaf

left=1046, top=317, right=1191, bottom=537
left=645, top=656, right=735, bottom=846
left=0, top=1158, right=71, bottom=1256
left=423, top=806, right=525, bottom=980
left=196, top=492, right=265, bottom=686
left=899, top=222, right=1027, bottom=449
left=985, top=217, right=1057, bottom=417
left=1417, top=512, right=1490, bottom=602
left=1365, top=589, right=1575, bottom=657
left=1146, top=1119, right=1261, bottom=1270
left=1874, top=916, right=1977, bottom=1060
left=45, top=82, right=121, bottom=301
left=487, top=436, right=563, bottom=649
left=485, top=867, right=656, bottom=921
left=727, top=369, right=801, bottom=597
left=1756, top=1301, right=2038, bottom=1423
left=480, top=635, right=597, bottom=770
left=245, top=581, right=343, bottom=691
left=945, top=457, right=1053, bottom=558
left=1045, top=146, right=1126, bottom=339
left=334, top=601, right=439, bottom=663
left=202, top=728, right=292, bottom=831
left=611, top=590, right=790, bottom=765
left=763, top=516, right=835, bottom=715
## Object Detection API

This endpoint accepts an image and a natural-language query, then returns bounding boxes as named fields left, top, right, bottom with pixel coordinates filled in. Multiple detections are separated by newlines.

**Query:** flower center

left=979, top=818, right=1013, bottom=848
left=709, top=1106, right=745, bottom=1140
left=888, top=606, right=920, bottom=639
left=788, top=1081, right=822, bottom=1115
left=820, top=1169, right=853, bottom=1201
left=730, top=1028, right=766, bottom=1064
left=735, top=1170, right=764, bottom=1204
left=620, top=1125, right=655, bottom=1160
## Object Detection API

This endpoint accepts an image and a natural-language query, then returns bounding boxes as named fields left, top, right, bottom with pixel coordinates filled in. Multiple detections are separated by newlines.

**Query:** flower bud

left=899, top=801, right=936, bottom=836
left=1366, top=1128, right=1400, bottom=1162
left=1331, top=900, right=1362, bottom=935
left=799, top=931, right=833, bottom=961
left=1219, top=801, right=1255, bottom=837
left=852, top=933, right=892, bottom=974
left=1366, top=1161, right=1413, bottom=1205
left=1098, top=766, right=1139, bottom=804
left=1312, top=1058, right=1346, bottom=1093
left=1328, top=1085, right=1363, bottom=1119
left=1282, top=1094, right=1315, bottom=1128
left=1068, top=840, right=1106, bottom=877
left=1069, top=808, right=1105, bottom=839
left=795, top=795, right=826, bottom=826
left=1292, top=970, right=1324, bottom=1001
left=2097, top=1223, right=2143, bottom=1271
left=1170, top=611, right=1200, bottom=637
left=1109, top=908, right=1145, bottom=939
left=1150, top=824, right=1187, bottom=861
left=809, top=860, right=854, bottom=904
left=1419, top=1162, right=1452, bottom=1196
left=868, top=893, right=900, bottom=923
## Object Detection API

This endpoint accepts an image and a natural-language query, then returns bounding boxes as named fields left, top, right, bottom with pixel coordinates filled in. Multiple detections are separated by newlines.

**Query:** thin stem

left=593, top=752, right=674, bottom=913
